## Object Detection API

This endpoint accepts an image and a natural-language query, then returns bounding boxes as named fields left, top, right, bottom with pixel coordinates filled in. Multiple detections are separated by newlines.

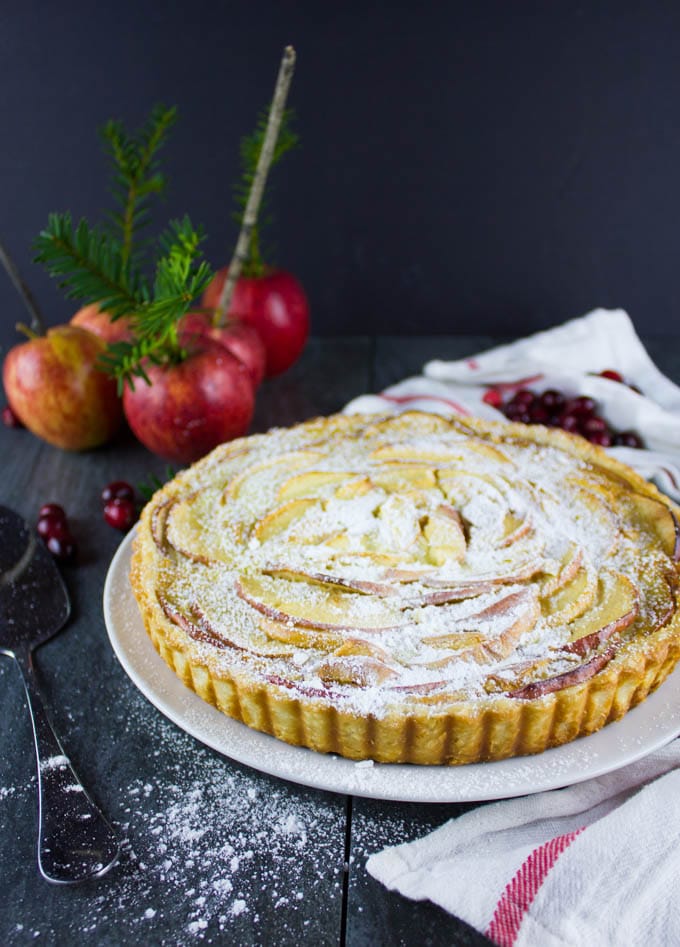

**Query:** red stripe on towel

left=486, top=828, right=583, bottom=946
left=379, top=392, right=471, bottom=415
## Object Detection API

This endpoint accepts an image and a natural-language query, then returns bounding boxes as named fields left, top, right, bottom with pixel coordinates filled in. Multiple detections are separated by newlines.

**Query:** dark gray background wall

left=1, top=0, right=680, bottom=353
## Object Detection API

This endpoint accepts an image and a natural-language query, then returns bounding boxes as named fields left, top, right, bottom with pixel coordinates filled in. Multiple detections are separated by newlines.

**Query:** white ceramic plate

left=104, top=531, right=680, bottom=803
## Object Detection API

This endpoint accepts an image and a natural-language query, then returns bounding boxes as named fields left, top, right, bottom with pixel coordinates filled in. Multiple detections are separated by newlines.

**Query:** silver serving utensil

left=0, top=505, right=119, bottom=883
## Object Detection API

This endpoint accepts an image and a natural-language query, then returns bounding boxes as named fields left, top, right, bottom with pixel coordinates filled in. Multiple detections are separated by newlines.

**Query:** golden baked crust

left=130, top=411, right=680, bottom=764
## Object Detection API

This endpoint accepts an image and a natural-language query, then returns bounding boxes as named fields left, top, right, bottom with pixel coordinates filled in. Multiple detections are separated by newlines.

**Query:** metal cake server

left=0, top=505, right=120, bottom=883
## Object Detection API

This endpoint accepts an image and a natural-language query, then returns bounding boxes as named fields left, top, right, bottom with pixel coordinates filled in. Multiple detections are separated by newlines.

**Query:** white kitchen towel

left=344, top=308, right=680, bottom=501
left=366, top=740, right=680, bottom=947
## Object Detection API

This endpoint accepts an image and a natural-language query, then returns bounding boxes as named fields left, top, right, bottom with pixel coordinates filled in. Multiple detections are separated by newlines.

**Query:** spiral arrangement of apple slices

left=133, top=411, right=680, bottom=762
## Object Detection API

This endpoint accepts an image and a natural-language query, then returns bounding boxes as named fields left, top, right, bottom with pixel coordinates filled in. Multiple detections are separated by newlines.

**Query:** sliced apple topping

left=253, top=498, right=317, bottom=542
left=372, top=466, right=437, bottom=493
left=540, top=543, right=584, bottom=596
left=561, top=570, right=639, bottom=656
left=222, top=449, right=325, bottom=503
left=262, top=565, right=399, bottom=598
left=540, top=560, right=598, bottom=628
left=621, top=492, right=680, bottom=562
left=421, top=504, right=467, bottom=566
left=235, top=574, right=402, bottom=632
left=501, top=511, right=533, bottom=547
left=277, top=469, right=357, bottom=501
left=508, top=646, right=616, bottom=700
left=165, top=489, right=236, bottom=564
left=418, top=588, right=540, bottom=666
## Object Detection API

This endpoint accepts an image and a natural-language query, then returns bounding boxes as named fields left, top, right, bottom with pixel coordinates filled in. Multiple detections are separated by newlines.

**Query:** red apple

left=202, top=268, right=309, bottom=377
left=122, top=334, right=255, bottom=464
left=2, top=324, right=123, bottom=450
left=179, top=310, right=266, bottom=388
left=70, top=303, right=134, bottom=344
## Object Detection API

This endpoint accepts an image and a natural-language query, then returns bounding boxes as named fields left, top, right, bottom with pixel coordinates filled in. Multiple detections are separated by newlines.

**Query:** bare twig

left=214, top=45, right=296, bottom=327
left=0, top=240, right=46, bottom=335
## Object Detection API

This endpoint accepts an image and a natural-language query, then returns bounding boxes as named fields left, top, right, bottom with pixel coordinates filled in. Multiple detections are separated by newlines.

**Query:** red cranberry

left=599, top=369, right=624, bottom=383
left=101, top=480, right=135, bottom=504
left=37, top=516, right=71, bottom=541
left=2, top=405, right=23, bottom=428
left=46, top=535, right=77, bottom=562
left=38, top=503, right=66, bottom=522
left=587, top=431, right=613, bottom=447
left=104, top=497, right=137, bottom=531
left=529, top=405, right=550, bottom=424
left=503, top=402, right=524, bottom=420
left=614, top=430, right=644, bottom=448
left=581, top=416, right=608, bottom=436
left=509, top=389, right=536, bottom=407
left=566, top=396, right=596, bottom=416
left=539, top=389, right=565, bottom=413
left=482, top=388, right=503, bottom=408
left=557, top=413, right=580, bottom=432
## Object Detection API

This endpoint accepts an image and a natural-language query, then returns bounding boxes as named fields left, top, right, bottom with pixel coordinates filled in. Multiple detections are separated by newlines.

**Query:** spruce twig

left=0, top=240, right=46, bottom=335
left=214, top=45, right=296, bottom=328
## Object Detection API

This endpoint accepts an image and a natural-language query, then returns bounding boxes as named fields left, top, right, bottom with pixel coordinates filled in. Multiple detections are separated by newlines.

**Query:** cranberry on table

left=101, top=480, right=135, bottom=504
left=38, top=503, right=67, bottom=522
left=539, top=389, right=565, bottom=413
left=37, top=517, right=71, bottom=541
left=2, top=405, right=23, bottom=428
left=104, top=497, right=137, bottom=531
left=587, top=431, right=613, bottom=447
left=565, top=396, right=596, bottom=416
left=614, top=430, right=644, bottom=448
left=581, top=416, right=608, bottom=436
left=509, top=389, right=536, bottom=407
left=556, top=412, right=580, bottom=432
left=46, top=535, right=77, bottom=562
left=529, top=404, right=550, bottom=424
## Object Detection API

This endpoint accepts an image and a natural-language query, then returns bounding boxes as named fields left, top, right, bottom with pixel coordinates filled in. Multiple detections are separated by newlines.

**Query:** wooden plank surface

left=1, top=333, right=678, bottom=946
left=0, top=337, right=371, bottom=946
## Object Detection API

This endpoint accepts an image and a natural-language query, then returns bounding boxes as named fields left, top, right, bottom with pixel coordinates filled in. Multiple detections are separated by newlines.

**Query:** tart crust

left=130, top=412, right=680, bottom=764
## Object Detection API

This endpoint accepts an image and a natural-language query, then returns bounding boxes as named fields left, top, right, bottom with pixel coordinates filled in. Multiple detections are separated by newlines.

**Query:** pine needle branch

left=100, top=104, right=177, bottom=268
left=33, top=212, right=141, bottom=319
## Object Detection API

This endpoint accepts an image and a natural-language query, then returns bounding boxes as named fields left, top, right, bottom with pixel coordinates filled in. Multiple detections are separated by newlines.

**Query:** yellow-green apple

left=179, top=310, right=266, bottom=388
left=122, top=333, right=255, bottom=464
left=70, top=303, right=134, bottom=344
left=2, top=324, right=123, bottom=450
left=202, top=268, right=309, bottom=377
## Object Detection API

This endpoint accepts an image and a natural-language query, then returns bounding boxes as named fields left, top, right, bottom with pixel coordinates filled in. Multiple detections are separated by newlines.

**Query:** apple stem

left=0, top=241, right=46, bottom=336
left=214, top=45, right=296, bottom=329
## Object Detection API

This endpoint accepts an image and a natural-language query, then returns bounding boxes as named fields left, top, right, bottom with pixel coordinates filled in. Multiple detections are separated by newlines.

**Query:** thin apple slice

left=259, top=618, right=345, bottom=650
left=540, top=544, right=584, bottom=596
left=419, top=588, right=540, bottom=665
left=561, top=570, right=639, bottom=656
left=541, top=561, right=598, bottom=628
left=165, top=489, right=237, bottom=564
left=316, top=654, right=398, bottom=687
left=222, top=449, right=324, bottom=502
left=422, top=504, right=467, bottom=566
left=372, top=467, right=437, bottom=493
left=501, top=511, right=533, bottom=547
left=253, top=498, right=317, bottom=542
left=262, top=564, right=400, bottom=597
left=277, top=469, right=357, bottom=501
left=334, top=476, right=374, bottom=499
left=235, top=574, right=402, bottom=632
left=623, top=492, right=680, bottom=561
left=508, top=646, right=616, bottom=700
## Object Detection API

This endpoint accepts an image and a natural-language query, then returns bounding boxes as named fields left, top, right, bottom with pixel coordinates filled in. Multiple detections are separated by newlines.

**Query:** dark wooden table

left=1, top=335, right=678, bottom=947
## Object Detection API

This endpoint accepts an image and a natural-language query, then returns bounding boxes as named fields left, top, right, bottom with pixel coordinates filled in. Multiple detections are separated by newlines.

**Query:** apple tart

left=130, top=411, right=680, bottom=764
